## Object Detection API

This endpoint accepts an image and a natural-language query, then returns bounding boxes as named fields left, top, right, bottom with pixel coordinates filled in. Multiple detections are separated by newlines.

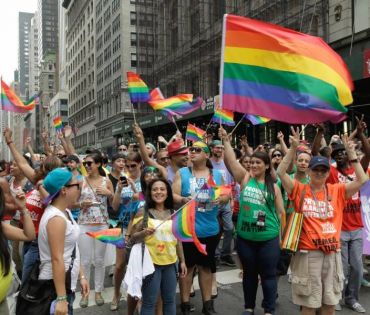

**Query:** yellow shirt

left=0, top=263, right=12, bottom=302
left=145, top=218, right=177, bottom=265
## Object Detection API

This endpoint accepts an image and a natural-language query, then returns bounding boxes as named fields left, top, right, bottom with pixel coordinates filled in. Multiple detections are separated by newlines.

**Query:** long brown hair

left=34, top=156, right=63, bottom=183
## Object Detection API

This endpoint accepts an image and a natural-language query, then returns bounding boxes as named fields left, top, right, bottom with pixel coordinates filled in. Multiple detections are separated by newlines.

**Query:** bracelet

left=56, top=295, right=68, bottom=302
left=80, top=275, right=86, bottom=280
left=6, top=141, right=13, bottom=145
left=20, top=210, right=29, bottom=216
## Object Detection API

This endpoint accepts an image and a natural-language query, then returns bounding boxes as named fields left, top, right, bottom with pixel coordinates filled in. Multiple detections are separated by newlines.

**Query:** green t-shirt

left=237, top=178, right=280, bottom=241
left=277, top=173, right=310, bottom=214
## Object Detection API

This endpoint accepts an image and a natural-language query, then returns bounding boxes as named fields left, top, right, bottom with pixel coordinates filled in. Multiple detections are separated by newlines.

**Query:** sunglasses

left=65, top=183, right=80, bottom=190
left=118, top=148, right=127, bottom=151
left=83, top=161, right=94, bottom=167
left=127, top=164, right=138, bottom=169
left=272, top=153, right=282, bottom=158
left=189, top=147, right=203, bottom=154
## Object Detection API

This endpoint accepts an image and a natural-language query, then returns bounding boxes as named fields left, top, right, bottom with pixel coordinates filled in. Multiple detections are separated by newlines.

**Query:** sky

left=0, top=0, right=38, bottom=83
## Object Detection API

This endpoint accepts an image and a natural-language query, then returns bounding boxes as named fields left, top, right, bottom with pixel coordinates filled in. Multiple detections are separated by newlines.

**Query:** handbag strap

left=297, top=186, right=307, bottom=213
left=141, top=209, right=149, bottom=265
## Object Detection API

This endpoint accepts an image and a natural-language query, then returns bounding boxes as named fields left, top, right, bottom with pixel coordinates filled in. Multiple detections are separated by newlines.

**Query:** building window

left=130, top=32, right=137, bottom=46
left=131, top=53, right=137, bottom=68
left=130, top=12, right=136, bottom=25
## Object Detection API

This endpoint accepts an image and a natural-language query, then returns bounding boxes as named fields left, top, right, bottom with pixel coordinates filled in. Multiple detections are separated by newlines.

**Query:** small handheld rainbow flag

left=211, top=108, right=235, bottom=126
left=53, top=116, right=63, bottom=132
left=172, top=199, right=207, bottom=255
left=186, top=123, right=206, bottom=142
left=210, top=185, right=232, bottom=200
left=86, top=228, right=125, bottom=248
left=127, top=71, right=150, bottom=103
left=244, top=114, right=271, bottom=125
left=1, top=79, right=35, bottom=113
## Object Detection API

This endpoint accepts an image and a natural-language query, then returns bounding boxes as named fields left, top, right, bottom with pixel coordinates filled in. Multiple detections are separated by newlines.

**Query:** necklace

left=150, top=208, right=171, bottom=221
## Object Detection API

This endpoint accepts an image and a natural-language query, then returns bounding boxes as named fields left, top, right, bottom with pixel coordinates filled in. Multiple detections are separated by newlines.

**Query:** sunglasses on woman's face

left=189, top=147, right=203, bottom=154
left=65, top=183, right=80, bottom=190
left=272, top=153, right=282, bottom=158
left=83, top=161, right=94, bottom=167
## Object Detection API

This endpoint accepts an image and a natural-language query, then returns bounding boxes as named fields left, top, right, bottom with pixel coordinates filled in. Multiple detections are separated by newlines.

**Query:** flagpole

left=131, top=102, right=137, bottom=124
left=172, top=118, right=180, bottom=132
left=230, top=114, right=245, bottom=134
left=204, top=117, right=213, bottom=136
left=299, top=124, right=308, bottom=136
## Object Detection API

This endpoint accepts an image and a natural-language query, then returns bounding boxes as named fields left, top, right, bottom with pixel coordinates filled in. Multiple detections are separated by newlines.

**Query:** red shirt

left=326, top=165, right=363, bottom=231
left=21, top=189, right=45, bottom=235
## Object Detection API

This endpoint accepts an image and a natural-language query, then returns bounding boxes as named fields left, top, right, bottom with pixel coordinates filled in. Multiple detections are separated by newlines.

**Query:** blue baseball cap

left=308, top=156, right=330, bottom=170
left=43, top=168, right=73, bottom=197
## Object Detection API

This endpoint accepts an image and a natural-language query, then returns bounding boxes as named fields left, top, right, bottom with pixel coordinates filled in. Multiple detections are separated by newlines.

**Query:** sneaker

left=361, top=278, right=370, bottom=287
left=190, top=303, right=195, bottom=312
left=347, top=302, right=366, bottom=313
left=335, top=303, right=342, bottom=311
left=220, top=255, right=236, bottom=267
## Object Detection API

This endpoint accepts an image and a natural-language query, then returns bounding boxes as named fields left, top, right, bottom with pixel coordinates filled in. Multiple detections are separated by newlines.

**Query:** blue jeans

left=236, top=236, right=280, bottom=314
left=22, top=240, right=39, bottom=284
left=216, top=203, right=234, bottom=257
left=341, top=229, right=363, bottom=305
left=67, top=292, right=75, bottom=315
left=141, top=264, right=177, bottom=315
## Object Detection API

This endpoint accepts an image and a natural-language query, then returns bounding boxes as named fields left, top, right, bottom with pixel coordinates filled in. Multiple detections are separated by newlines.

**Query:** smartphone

left=120, top=176, right=128, bottom=187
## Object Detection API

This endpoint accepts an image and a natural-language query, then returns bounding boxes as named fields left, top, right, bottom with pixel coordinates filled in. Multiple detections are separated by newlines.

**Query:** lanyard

left=310, top=185, right=329, bottom=219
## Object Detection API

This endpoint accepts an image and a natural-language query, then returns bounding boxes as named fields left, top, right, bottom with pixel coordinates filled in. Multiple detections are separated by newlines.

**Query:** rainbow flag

left=86, top=228, right=125, bottom=248
left=53, top=116, right=63, bottom=132
left=1, top=79, right=35, bottom=113
left=244, top=114, right=271, bottom=125
left=186, top=123, right=206, bottom=142
left=149, top=88, right=202, bottom=118
left=24, top=92, right=41, bottom=107
left=127, top=71, right=150, bottom=103
left=211, top=108, right=235, bottom=126
left=220, top=15, right=352, bottom=124
left=172, top=199, right=207, bottom=255
left=210, top=185, right=232, bottom=200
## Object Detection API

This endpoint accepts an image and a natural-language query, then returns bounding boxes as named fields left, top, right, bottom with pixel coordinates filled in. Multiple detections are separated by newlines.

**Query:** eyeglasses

left=65, top=183, right=80, bottom=190
left=189, top=147, right=203, bottom=154
left=118, top=147, right=127, bottom=151
left=272, top=153, right=282, bottom=158
left=126, top=164, right=138, bottom=169
left=82, top=161, right=94, bottom=167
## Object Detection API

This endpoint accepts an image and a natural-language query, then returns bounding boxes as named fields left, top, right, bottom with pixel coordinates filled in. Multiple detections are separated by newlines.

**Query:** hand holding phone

left=120, top=176, right=129, bottom=187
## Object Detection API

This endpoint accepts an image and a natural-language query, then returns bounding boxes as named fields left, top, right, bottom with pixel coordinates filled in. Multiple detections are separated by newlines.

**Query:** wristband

left=56, top=295, right=68, bottom=301
left=6, top=141, right=13, bottom=145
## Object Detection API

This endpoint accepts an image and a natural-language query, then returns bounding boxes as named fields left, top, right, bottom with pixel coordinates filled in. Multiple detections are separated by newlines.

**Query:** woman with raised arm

left=276, top=128, right=368, bottom=315
left=219, top=127, right=284, bottom=315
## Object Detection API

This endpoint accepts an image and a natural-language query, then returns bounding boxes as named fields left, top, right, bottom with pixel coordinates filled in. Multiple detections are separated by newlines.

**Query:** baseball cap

left=211, top=140, right=223, bottom=147
left=331, top=143, right=345, bottom=158
left=43, top=167, right=73, bottom=204
left=167, top=139, right=188, bottom=156
left=308, top=156, right=330, bottom=170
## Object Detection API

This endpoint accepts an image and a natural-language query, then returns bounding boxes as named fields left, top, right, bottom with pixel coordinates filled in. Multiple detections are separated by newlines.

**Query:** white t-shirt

left=38, top=205, right=80, bottom=291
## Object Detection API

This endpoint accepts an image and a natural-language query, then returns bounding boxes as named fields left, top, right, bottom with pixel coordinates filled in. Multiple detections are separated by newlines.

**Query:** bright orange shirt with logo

left=289, top=181, right=347, bottom=253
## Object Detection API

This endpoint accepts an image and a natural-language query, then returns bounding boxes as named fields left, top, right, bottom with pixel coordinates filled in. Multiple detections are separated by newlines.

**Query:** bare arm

left=133, top=123, right=167, bottom=177
left=41, top=131, right=53, bottom=156
left=172, top=171, right=189, bottom=205
left=63, top=126, right=76, bottom=155
left=219, top=126, right=248, bottom=185
left=311, top=124, right=325, bottom=156
left=277, top=131, right=288, bottom=155
left=343, top=135, right=369, bottom=199
left=3, top=128, right=37, bottom=183
left=276, top=127, right=300, bottom=195
left=25, top=137, right=37, bottom=162
left=355, top=115, right=370, bottom=171
left=0, top=178, right=22, bottom=215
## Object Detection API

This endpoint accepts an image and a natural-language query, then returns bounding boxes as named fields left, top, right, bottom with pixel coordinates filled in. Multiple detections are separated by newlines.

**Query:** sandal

left=110, top=293, right=122, bottom=311
left=95, top=293, right=105, bottom=306
left=79, top=296, right=89, bottom=308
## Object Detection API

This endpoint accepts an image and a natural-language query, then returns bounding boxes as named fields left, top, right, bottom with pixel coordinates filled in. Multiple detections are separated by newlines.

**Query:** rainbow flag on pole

left=127, top=72, right=150, bottom=103
left=211, top=108, right=235, bottom=126
left=1, top=79, right=35, bottom=113
left=186, top=123, right=206, bottom=142
left=220, top=15, right=352, bottom=124
left=86, top=228, right=125, bottom=248
left=210, top=185, right=232, bottom=201
left=244, top=114, right=271, bottom=125
left=172, top=199, right=207, bottom=255
left=53, top=116, right=63, bottom=132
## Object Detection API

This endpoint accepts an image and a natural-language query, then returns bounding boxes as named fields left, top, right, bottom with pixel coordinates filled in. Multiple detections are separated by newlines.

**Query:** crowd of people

left=1, top=119, right=370, bottom=315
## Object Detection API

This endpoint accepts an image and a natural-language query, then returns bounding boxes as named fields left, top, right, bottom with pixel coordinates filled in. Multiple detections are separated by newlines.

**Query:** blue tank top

left=179, top=167, right=223, bottom=237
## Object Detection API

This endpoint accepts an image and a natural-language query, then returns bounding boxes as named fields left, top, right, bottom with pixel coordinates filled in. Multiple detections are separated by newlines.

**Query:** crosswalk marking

left=73, top=269, right=242, bottom=309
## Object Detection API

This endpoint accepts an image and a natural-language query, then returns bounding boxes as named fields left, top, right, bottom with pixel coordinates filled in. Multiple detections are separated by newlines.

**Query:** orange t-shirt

left=289, top=181, right=346, bottom=253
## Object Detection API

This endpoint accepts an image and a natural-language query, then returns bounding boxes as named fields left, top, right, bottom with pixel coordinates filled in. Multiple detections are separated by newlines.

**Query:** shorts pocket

left=291, top=276, right=312, bottom=296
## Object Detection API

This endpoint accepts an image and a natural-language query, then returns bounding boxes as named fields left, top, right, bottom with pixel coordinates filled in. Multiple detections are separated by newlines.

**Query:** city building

left=49, top=91, right=68, bottom=140
left=95, top=0, right=151, bottom=156
left=132, top=0, right=370, bottom=145
left=18, top=12, right=34, bottom=99
left=65, top=0, right=96, bottom=153
left=25, top=15, right=39, bottom=149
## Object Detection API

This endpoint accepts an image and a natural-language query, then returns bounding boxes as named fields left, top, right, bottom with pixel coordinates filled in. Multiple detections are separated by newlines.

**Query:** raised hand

left=355, top=114, right=367, bottom=136
left=133, top=123, right=144, bottom=141
left=289, top=126, right=300, bottom=149
left=218, top=126, right=228, bottom=142
left=3, top=128, right=13, bottom=143
left=63, top=125, right=73, bottom=138
left=277, top=131, right=284, bottom=141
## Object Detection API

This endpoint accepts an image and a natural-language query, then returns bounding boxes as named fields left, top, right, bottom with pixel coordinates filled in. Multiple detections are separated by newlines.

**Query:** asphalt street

left=74, top=264, right=370, bottom=315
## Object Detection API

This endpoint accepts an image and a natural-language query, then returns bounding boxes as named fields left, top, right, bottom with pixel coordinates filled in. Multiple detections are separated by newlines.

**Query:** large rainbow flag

left=244, top=114, right=271, bottom=125
left=149, top=88, right=202, bottom=119
left=86, top=228, right=125, bottom=248
left=1, top=79, right=35, bottom=113
left=186, top=123, right=206, bottom=142
left=220, top=15, right=353, bottom=124
left=53, top=116, right=63, bottom=132
left=172, top=199, right=207, bottom=255
left=127, top=72, right=150, bottom=103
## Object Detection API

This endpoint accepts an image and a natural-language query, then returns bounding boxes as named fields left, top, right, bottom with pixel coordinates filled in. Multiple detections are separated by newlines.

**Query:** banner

left=360, top=181, right=370, bottom=255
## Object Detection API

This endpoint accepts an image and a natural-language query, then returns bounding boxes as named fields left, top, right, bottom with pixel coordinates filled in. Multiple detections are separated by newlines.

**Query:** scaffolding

left=135, top=0, right=329, bottom=144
